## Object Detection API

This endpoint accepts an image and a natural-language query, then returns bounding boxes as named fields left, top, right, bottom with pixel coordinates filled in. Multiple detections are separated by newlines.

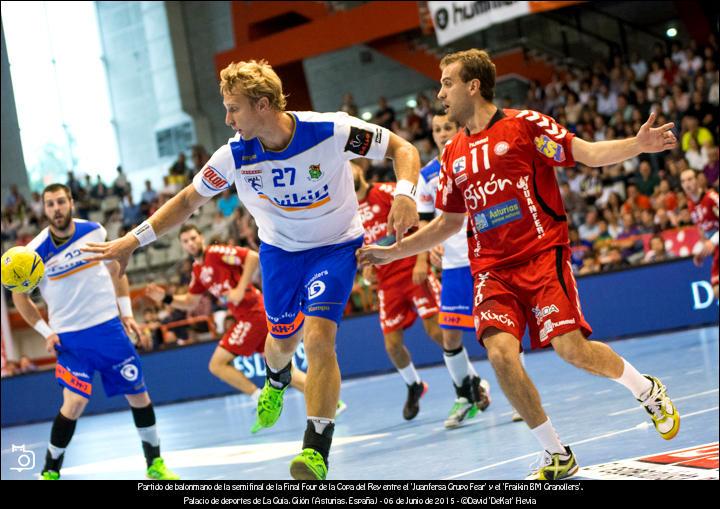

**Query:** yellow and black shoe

left=525, top=446, right=579, bottom=480
left=638, top=375, right=680, bottom=440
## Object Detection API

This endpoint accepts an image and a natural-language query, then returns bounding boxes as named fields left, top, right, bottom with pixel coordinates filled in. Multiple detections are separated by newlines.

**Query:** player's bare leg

left=41, top=389, right=88, bottom=479
left=442, top=328, right=491, bottom=428
left=552, top=329, right=679, bottom=440
left=126, top=391, right=178, bottom=479
left=483, top=327, right=577, bottom=479
left=421, top=314, right=445, bottom=347
left=383, top=328, right=428, bottom=420
left=254, top=329, right=302, bottom=429
left=290, top=316, right=339, bottom=480
left=209, top=346, right=259, bottom=395
left=483, top=328, right=547, bottom=428
left=289, top=364, right=306, bottom=392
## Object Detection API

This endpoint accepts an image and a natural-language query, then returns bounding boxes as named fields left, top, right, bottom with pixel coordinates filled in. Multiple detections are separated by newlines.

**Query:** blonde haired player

left=360, top=49, right=680, bottom=480
left=13, top=183, right=178, bottom=480
left=83, top=59, right=420, bottom=480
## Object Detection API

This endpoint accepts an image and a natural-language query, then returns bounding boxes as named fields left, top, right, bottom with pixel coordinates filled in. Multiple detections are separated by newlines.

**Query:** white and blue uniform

left=194, top=111, right=390, bottom=337
left=26, top=220, right=145, bottom=398
left=416, top=158, right=474, bottom=330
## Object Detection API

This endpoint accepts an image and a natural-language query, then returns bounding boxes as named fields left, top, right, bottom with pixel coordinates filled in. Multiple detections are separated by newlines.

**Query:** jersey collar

left=464, top=106, right=506, bottom=136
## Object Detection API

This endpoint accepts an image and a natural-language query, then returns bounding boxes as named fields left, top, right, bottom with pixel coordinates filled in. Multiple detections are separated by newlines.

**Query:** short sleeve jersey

left=193, top=111, right=390, bottom=252
left=359, top=183, right=416, bottom=285
left=188, top=244, right=261, bottom=313
left=436, top=108, right=576, bottom=274
left=26, top=220, right=119, bottom=333
left=688, top=189, right=720, bottom=238
left=416, top=157, right=470, bottom=270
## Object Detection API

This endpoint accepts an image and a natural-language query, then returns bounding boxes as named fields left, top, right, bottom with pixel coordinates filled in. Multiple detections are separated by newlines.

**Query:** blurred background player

left=83, top=59, right=420, bottom=480
left=354, top=164, right=443, bottom=421
left=359, top=49, right=680, bottom=480
left=680, top=169, right=719, bottom=299
left=13, top=184, right=177, bottom=480
left=145, top=224, right=345, bottom=432
left=416, top=112, right=494, bottom=428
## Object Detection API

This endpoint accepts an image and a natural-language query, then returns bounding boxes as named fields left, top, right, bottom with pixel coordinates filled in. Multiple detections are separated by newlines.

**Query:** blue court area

left=2, top=326, right=718, bottom=480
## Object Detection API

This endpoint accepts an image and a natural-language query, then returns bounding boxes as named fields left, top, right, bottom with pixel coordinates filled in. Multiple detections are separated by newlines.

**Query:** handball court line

left=442, top=405, right=718, bottom=480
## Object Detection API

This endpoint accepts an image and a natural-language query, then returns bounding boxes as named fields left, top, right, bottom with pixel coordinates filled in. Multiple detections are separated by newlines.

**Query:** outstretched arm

left=82, top=184, right=211, bottom=274
left=572, top=113, right=677, bottom=167
left=385, top=132, right=421, bottom=243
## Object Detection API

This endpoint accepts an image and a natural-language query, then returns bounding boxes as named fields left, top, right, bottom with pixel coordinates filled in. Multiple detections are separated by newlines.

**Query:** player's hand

left=123, top=316, right=152, bottom=351
left=429, top=245, right=444, bottom=269
left=362, top=265, right=377, bottom=284
left=412, top=258, right=429, bottom=285
left=81, top=234, right=139, bottom=276
left=693, top=239, right=715, bottom=266
left=145, top=283, right=167, bottom=304
left=387, top=195, right=419, bottom=244
left=223, top=285, right=245, bottom=306
left=45, top=333, right=61, bottom=354
left=636, top=112, right=677, bottom=153
left=357, top=245, right=400, bottom=267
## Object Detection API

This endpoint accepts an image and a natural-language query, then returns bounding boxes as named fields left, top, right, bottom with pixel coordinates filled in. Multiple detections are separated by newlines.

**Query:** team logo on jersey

left=532, top=304, right=560, bottom=325
left=494, top=141, right=509, bottom=156
left=202, top=166, right=229, bottom=191
left=308, top=280, right=326, bottom=300
left=245, top=175, right=263, bottom=191
left=534, top=135, right=565, bottom=163
left=308, top=164, right=323, bottom=181
left=345, top=127, right=373, bottom=156
left=120, top=364, right=139, bottom=382
left=452, top=156, right=466, bottom=174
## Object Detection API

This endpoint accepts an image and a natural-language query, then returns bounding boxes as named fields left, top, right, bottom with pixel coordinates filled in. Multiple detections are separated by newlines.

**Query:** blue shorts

left=439, top=266, right=474, bottom=331
left=260, top=236, right=364, bottom=338
left=55, top=317, right=146, bottom=399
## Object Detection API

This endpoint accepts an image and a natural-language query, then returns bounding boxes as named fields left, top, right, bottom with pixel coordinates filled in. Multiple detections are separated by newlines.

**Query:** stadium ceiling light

left=406, top=99, right=417, bottom=108
left=361, top=111, right=373, bottom=121
left=666, top=27, right=678, bottom=38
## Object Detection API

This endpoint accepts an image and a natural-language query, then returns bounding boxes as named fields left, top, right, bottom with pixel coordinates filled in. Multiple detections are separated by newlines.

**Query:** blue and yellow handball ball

left=1, top=246, right=44, bottom=293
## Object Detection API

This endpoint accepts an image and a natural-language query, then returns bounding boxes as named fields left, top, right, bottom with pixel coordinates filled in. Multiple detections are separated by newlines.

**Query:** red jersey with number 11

left=436, top=108, right=576, bottom=275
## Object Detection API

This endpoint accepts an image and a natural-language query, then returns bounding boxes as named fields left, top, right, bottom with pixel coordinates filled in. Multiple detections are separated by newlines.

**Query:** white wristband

left=118, top=296, right=133, bottom=317
left=132, top=221, right=157, bottom=247
left=711, top=231, right=719, bottom=247
left=33, top=319, right=54, bottom=339
left=393, top=179, right=417, bottom=199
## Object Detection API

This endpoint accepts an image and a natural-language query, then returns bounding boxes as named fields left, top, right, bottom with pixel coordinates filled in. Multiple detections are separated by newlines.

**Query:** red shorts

left=377, top=271, right=441, bottom=334
left=712, top=246, right=719, bottom=287
left=473, top=246, right=592, bottom=350
left=219, top=303, right=268, bottom=357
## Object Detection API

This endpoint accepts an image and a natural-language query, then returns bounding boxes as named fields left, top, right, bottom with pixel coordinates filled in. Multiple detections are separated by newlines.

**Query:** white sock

left=137, top=424, right=160, bottom=447
left=250, top=388, right=261, bottom=404
left=443, top=347, right=471, bottom=386
left=398, top=363, right=421, bottom=385
left=48, top=444, right=65, bottom=460
left=613, top=359, right=652, bottom=399
left=308, top=416, right=334, bottom=434
left=530, top=418, right=566, bottom=455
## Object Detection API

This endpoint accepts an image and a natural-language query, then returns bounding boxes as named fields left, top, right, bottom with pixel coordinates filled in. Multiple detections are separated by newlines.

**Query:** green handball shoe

left=146, top=457, right=179, bottom=480
left=290, top=448, right=328, bottom=480
left=41, top=470, right=60, bottom=480
left=254, top=380, right=288, bottom=431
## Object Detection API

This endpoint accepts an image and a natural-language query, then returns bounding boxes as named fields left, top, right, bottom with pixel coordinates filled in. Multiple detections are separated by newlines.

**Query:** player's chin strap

left=33, top=319, right=54, bottom=339
left=117, top=296, right=133, bottom=318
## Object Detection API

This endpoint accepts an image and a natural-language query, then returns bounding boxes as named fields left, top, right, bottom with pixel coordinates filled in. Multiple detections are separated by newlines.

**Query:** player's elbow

left=441, top=213, right=465, bottom=234
left=572, top=137, right=598, bottom=167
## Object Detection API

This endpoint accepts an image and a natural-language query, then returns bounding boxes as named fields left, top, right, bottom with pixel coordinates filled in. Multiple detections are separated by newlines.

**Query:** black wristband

left=163, top=294, right=173, bottom=305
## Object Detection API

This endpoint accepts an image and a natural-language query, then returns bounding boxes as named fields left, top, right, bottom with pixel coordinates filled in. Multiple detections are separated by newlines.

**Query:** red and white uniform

left=360, top=183, right=441, bottom=333
left=188, top=244, right=267, bottom=356
left=437, top=108, right=592, bottom=349
left=688, top=189, right=720, bottom=286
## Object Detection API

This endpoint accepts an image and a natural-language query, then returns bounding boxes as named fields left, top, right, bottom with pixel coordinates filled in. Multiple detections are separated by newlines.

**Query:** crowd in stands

left=3, top=34, right=718, bottom=366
